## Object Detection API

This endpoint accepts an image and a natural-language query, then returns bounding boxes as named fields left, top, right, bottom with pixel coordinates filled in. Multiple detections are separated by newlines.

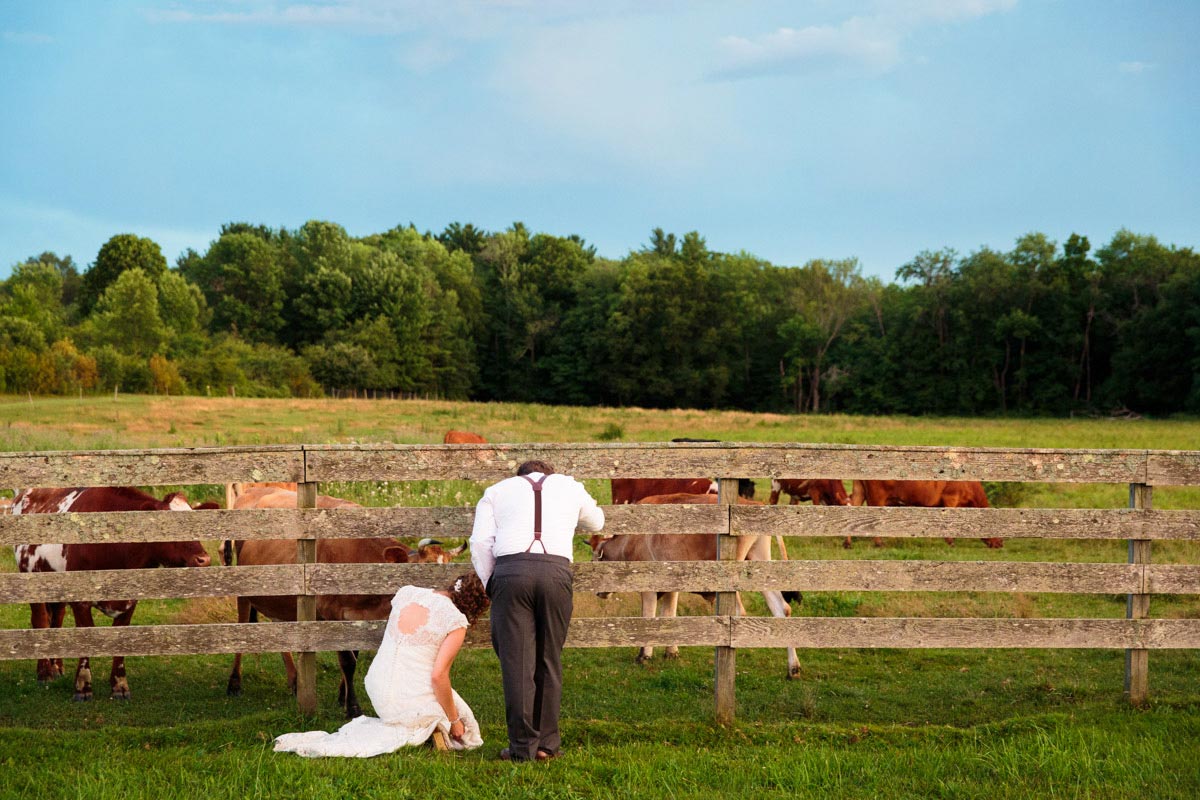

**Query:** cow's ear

left=383, top=546, right=409, bottom=564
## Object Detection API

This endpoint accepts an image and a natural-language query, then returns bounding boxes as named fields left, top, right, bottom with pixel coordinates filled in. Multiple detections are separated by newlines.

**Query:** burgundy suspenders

left=520, top=474, right=549, bottom=553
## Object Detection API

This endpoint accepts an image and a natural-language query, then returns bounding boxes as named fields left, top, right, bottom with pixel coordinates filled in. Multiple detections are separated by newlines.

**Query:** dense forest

left=2, top=221, right=1197, bottom=416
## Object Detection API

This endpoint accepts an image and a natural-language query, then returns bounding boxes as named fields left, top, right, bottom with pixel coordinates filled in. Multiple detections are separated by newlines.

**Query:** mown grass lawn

left=1, top=396, right=1198, bottom=798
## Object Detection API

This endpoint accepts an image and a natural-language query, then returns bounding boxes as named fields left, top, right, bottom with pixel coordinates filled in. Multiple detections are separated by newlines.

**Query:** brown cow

left=224, top=485, right=464, bottom=717
left=768, top=478, right=851, bottom=557
left=443, top=430, right=487, bottom=444
left=849, top=480, right=1004, bottom=549
left=769, top=479, right=850, bottom=507
left=12, top=487, right=212, bottom=701
left=591, top=492, right=801, bottom=679
left=610, top=478, right=716, bottom=504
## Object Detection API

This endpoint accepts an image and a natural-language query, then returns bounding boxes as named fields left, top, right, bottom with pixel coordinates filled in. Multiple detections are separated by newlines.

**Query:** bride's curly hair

left=446, top=571, right=489, bottom=625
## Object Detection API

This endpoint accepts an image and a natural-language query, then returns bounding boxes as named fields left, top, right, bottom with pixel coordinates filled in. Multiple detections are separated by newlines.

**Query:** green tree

left=84, top=268, right=170, bottom=357
left=78, top=234, right=168, bottom=315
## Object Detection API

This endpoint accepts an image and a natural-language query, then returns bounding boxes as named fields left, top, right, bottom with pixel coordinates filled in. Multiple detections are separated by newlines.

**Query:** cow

left=12, top=487, right=212, bottom=701
left=590, top=492, right=801, bottom=679
left=223, top=485, right=465, bottom=718
left=849, top=480, right=1004, bottom=549
left=443, top=430, right=487, bottom=444
left=769, top=479, right=850, bottom=507
left=610, top=478, right=716, bottom=505
left=767, top=478, right=852, bottom=556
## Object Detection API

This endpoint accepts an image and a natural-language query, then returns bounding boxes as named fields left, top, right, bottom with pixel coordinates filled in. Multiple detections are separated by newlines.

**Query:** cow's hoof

left=664, top=652, right=680, bottom=660
left=635, top=654, right=651, bottom=665
left=226, top=684, right=242, bottom=697
left=787, top=668, right=801, bottom=681
left=111, top=691, right=131, bottom=701
left=72, top=691, right=93, bottom=702
left=345, top=705, right=363, bottom=720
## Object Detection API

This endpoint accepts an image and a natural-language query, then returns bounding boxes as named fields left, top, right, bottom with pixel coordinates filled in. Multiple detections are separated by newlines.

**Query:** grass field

left=1, top=396, right=1198, bottom=799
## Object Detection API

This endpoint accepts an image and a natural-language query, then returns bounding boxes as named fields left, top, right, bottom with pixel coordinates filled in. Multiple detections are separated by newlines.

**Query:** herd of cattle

left=7, top=430, right=999, bottom=712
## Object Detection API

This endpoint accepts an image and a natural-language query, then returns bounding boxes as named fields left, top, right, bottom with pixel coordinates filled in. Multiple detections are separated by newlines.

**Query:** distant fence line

left=1, top=442, right=1199, bottom=722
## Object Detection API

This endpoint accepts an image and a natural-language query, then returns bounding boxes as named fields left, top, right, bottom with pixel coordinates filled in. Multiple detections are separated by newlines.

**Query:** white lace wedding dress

left=273, top=586, right=484, bottom=756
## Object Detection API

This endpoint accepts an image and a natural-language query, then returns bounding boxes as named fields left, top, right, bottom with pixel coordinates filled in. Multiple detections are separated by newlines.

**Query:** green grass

left=1, top=396, right=1199, bottom=798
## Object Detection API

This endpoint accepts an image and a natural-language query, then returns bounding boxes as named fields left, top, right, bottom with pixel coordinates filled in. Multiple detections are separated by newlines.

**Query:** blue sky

left=1, top=1, right=1197, bottom=281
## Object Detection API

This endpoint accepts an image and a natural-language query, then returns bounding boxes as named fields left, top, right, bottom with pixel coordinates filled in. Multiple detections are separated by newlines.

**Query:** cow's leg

left=282, top=652, right=298, bottom=695
left=635, top=592, right=659, bottom=663
left=30, top=603, right=60, bottom=683
left=107, top=605, right=136, bottom=700
left=337, top=650, right=362, bottom=718
left=48, top=603, right=66, bottom=679
left=760, top=590, right=801, bottom=679
left=660, top=592, right=680, bottom=659
left=226, top=597, right=254, bottom=696
left=68, top=603, right=95, bottom=701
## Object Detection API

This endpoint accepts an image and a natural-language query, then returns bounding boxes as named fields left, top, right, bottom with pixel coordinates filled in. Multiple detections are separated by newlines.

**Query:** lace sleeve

left=428, top=593, right=469, bottom=635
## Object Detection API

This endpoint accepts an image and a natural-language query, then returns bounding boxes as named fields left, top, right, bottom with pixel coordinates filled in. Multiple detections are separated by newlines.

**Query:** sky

left=1, top=0, right=1197, bottom=281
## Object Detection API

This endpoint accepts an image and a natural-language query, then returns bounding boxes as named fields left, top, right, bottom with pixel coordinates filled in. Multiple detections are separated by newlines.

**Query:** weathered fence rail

left=2, top=442, right=1199, bottom=720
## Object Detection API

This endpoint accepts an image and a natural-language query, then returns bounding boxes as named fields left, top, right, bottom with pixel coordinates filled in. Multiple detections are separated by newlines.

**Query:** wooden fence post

left=296, top=481, right=319, bottom=715
left=1125, top=482, right=1152, bottom=706
left=714, top=477, right=738, bottom=726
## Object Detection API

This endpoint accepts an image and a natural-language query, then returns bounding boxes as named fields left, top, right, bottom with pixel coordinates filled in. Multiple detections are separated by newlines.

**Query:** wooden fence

left=1, top=442, right=1199, bottom=723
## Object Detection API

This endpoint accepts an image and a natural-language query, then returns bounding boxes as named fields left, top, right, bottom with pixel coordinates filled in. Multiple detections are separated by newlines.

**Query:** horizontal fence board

left=0, top=504, right=728, bottom=546
left=302, top=443, right=1199, bottom=484
left=2, top=443, right=1198, bottom=487
left=733, top=506, right=1200, bottom=541
left=7, top=559, right=1193, bottom=608
left=573, top=560, right=1151, bottom=595
left=1145, top=565, right=1200, bottom=594
left=730, top=617, right=1200, bottom=649
left=0, top=565, right=304, bottom=604
left=0, top=617, right=728, bottom=660
left=7, top=616, right=1200, bottom=660
left=7, top=505, right=1199, bottom=547
left=0, top=446, right=304, bottom=488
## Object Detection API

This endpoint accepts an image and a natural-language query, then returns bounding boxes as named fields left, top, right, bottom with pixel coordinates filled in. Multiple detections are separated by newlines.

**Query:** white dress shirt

left=469, top=472, right=605, bottom=586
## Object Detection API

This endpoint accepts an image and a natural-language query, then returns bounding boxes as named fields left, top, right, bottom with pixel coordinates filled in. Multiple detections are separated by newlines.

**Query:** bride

left=274, top=572, right=490, bottom=756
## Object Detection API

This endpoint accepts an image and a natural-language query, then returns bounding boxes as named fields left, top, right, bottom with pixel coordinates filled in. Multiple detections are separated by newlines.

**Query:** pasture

left=1, top=396, right=1199, bottom=799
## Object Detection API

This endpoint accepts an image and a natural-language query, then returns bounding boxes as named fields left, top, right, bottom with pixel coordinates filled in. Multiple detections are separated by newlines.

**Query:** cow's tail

left=220, top=539, right=235, bottom=567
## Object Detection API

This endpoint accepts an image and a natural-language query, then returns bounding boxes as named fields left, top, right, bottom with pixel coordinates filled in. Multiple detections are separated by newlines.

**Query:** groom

left=469, top=459, right=605, bottom=762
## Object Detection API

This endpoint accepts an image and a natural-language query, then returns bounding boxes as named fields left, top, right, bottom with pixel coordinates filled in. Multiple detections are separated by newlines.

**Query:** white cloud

left=1118, top=61, right=1155, bottom=74
left=490, top=17, right=739, bottom=175
left=712, top=0, right=1016, bottom=80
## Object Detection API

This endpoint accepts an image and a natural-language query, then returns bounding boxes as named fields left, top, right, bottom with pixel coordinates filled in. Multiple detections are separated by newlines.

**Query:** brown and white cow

left=443, top=430, right=487, bottom=444
left=849, top=480, right=1004, bottom=549
left=12, top=487, right=212, bottom=701
left=224, top=485, right=464, bottom=718
left=591, top=492, right=801, bottom=679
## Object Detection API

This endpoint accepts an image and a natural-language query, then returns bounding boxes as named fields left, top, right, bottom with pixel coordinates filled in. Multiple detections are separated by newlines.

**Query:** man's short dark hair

left=517, top=460, right=555, bottom=476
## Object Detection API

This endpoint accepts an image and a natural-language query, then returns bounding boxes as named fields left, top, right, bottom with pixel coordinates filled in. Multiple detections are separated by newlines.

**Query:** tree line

left=2, top=220, right=1197, bottom=416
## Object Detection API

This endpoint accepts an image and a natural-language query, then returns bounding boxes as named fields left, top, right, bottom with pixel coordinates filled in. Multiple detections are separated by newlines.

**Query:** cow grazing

left=769, top=479, right=850, bottom=507
left=610, top=478, right=716, bottom=505
left=591, top=492, right=801, bottom=679
left=443, top=430, right=487, bottom=444
left=224, top=485, right=463, bottom=718
left=849, top=480, right=1004, bottom=549
left=12, top=487, right=212, bottom=701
